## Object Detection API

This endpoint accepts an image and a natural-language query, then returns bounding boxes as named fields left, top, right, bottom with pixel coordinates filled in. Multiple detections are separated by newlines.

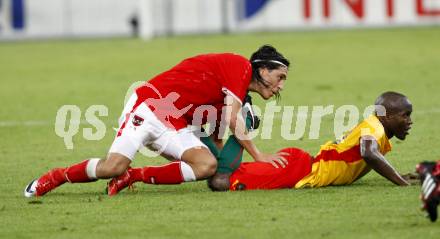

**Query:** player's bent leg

left=107, top=127, right=216, bottom=196
left=107, top=147, right=217, bottom=196
left=24, top=158, right=103, bottom=198
left=25, top=94, right=145, bottom=198
left=24, top=154, right=132, bottom=198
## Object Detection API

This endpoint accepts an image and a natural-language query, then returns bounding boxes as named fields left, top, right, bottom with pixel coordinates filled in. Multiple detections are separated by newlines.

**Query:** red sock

left=130, top=162, right=184, bottom=184
left=51, top=168, right=67, bottom=183
left=38, top=168, right=68, bottom=185
left=65, top=160, right=97, bottom=183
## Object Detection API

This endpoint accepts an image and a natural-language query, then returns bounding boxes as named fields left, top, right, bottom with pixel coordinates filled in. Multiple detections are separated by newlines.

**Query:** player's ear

left=258, top=67, right=267, bottom=76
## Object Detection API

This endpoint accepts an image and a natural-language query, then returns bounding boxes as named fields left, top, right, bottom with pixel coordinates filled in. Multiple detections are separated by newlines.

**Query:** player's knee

left=206, top=158, right=217, bottom=175
left=196, top=157, right=217, bottom=179
left=181, top=148, right=217, bottom=179
left=207, top=173, right=230, bottom=191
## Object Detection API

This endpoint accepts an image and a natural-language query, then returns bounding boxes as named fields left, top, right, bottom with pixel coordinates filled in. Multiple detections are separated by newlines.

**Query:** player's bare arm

left=400, top=172, right=420, bottom=185
left=226, top=96, right=288, bottom=168
left=360, top=136, right=410, bottom=186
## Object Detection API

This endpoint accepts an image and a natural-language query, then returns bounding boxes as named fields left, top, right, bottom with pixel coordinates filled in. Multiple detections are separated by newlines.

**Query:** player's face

left=258, top=66, right=288, bottom=99
left=388, top=100, right=413, bottom=140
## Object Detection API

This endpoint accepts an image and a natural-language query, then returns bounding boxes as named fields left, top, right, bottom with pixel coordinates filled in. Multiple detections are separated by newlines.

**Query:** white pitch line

left=0, top=108, right=439, bottom=128
left=0, top=120, right=117, bottom=127
left=416, top=108, right=440, bottom=114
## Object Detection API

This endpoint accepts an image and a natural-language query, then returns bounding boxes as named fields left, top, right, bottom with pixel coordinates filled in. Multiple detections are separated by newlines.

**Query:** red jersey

left=229, top=148, right=313, bottom=190
left=135, top=53, right=252, bottom=130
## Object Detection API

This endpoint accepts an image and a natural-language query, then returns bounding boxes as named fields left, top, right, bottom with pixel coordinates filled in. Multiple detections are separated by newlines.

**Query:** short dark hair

left=250, top=45, right=290, bottom=98
left=374, top=91, right=408, bottom=115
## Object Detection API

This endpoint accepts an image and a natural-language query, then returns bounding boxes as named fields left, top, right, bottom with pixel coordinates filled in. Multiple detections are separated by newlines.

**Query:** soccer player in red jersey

left=208, top=92, right=414, bottom=191
left=24, top=45, right=291, bottom=197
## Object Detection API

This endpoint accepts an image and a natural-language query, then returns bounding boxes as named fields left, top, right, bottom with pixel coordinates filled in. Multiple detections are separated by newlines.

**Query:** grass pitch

left=1, top=27, right=440, bottom=238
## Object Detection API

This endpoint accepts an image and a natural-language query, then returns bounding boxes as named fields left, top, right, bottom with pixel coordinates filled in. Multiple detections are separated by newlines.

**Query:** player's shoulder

left=211, top=53, right=249, bottom=64
left=357, top=115, right=384, bottom=132
left=357, top=115, right=389, bottom=143
left=174, top=53, right=246, bottom=68
left=207, top=52, right=249, bottom=61
left=221, top=52, right=248, bottom=59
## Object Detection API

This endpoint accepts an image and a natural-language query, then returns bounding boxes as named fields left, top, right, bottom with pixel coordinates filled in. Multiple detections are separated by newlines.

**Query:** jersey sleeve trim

left=222, top=87, right=243, bottom=105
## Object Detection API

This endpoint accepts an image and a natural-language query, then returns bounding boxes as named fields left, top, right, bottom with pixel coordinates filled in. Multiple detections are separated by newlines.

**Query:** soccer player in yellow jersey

left=208, top=91, right=413, bottom=191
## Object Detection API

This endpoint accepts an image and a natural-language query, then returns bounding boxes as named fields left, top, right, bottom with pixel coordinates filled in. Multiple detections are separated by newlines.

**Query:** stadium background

left=1, top=0, right=440, bottom=238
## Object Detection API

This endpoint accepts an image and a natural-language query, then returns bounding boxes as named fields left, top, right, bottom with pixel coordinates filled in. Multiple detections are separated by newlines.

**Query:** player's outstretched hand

left=255, top=152, right=289, bottom=168
left=401, top=172, right=420, bottom=185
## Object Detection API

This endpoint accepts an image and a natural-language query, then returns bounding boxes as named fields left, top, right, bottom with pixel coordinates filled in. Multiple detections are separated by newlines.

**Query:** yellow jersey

left=295, top=115, right=392, bottom=188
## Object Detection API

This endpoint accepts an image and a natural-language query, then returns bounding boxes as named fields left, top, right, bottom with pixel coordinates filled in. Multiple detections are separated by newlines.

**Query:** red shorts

left=229, top=147, right=313, bottom=190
